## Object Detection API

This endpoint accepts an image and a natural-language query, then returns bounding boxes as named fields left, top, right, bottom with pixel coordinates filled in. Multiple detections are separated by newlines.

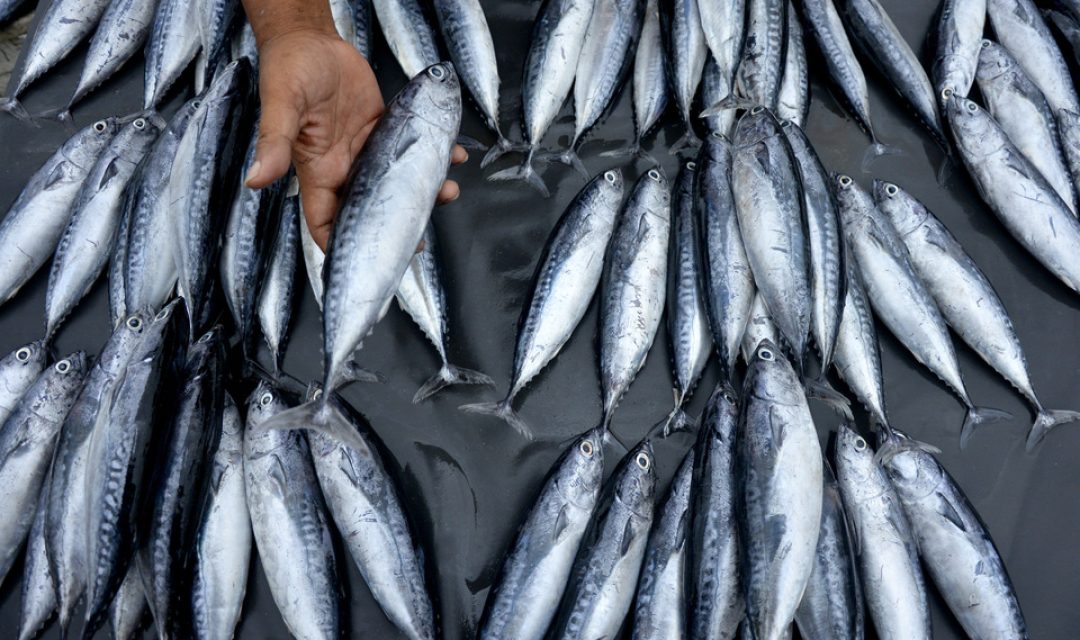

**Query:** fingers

left=246, top=96, right=303, bottom=188
left=300, top=183, right=340, bottom=251
left=451, top=144, right=468, bottom=165
left=437, top=179, right=460, bottom=205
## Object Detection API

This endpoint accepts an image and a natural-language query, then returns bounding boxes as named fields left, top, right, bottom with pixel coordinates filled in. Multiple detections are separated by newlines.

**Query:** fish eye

left=312, top=388, right=324, bottom=400
left=133, top=118, right=146, bottom=130
left=686, top=161, right=696, bottom=170
left=723, top=392, right=736, bottom=403
left=192, top=100, right=201, bottom=109
left=981, top=39, right=990, bottom=48
left=428, top=65, right=446, bottom=80
left=711, top=131, right=724, bottom=138
left=635, top=452, right=651, bottom=470
left=15, top=347, right=31, bottom=362
left=55, top=359, right=71, bottom=374
left=126, top=316, right=142, bottom=330
left=751, top=106, right=764, bottom=115
left=155, top=307, right=171, bottom=320
left=647, top=169, right=661, bottom=181
left=854, top=437, right=867, bottom=451
left=838, top=175, right=852, bottom=188
left=93, top=120, right=107, bottom=133
left=781, top=120, right=792, bottom=128
left=885, top=183, right=898, bottom=196
left=759, top=348, right=774, bottom=361
left=966, top=101, right=978, bottom=113
left=259, top=392, right=274, bottom=406
left=604, top=170, right=618, bottom=183
left=198, top=331, right=214, bottom=344
left=579, top=440, right=594, bottom=457
left=941, top=87, right=953, bottom=100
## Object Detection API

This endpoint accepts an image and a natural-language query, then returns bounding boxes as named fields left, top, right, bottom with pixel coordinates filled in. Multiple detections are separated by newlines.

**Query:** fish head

left=704, top=382, right=739, bottom=438
left=559, top=425, right=606, bottom=511
left=945, top=96, right=999, bottom=158
left=67, top=117, right=122, bottom=166
left=873, top=180, right=929, bottom=236
left=600, top=167, right=625, bottom=196
left=974, top=39, right=1012, bottom=86
left=732, top=105, right=780, bottom=146
left=834, top=422, right=886, bottom=500
left=246, top=380, right=291, bottom=427
left=3, top=339, right=47, bottom=375
left=45, top=350, right=90, bottom=401
left=615, top=438, right=656, bottom=518
left=402, top=62, right=463, bottom=134
left=880, top=430, right=945, bottom=501
left=634, top=167, right=670, bottom=223
left=743, top=340, right=804, bottom=407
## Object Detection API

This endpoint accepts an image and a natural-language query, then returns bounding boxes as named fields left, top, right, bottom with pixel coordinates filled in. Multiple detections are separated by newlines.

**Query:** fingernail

left=461, top=150, right=469, bottom=162
left=245, top=160, right=262, bottom=185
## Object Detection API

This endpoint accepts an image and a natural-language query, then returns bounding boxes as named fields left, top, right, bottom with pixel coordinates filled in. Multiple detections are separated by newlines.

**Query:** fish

left=371, top=0, right=440, bottom=77
left=195, top=0, right=241, bottom=91
left=396, top=223, right=494, bottom=402
left=794, top=460, right=864, bottom=640
left=257, top=185, right=301, bottom=374
left=137, top=326, right=226, bottom=637
left=781, top=121, right=846, bottom=372
left=477, top=426, right=605, bottom=640
left=986, top=0, right=1080, bottom=113
left=661, top=0, right=708, bottom=149
left=630, top=449, right=693, bottom=640
left=975, top=40, right=1076, bottom=213
left=261, top=64, right=461, bottom=446
left=0, top=118, right=120, bottom=306
left=835, top=174, right=1009, bottom=446
left=45, top=114, right=164, bottom=341
left=834, top=424, right=931, bottom=640
left=44, top=311, right=152, bottom=636
left=244, top=382, right=341, bottom=640
left=221, top=127, right=288, bottom=355
left=0, top=340, right=47, bottom=426
left=627, top=0, right=668, bottom=154
left=698, top=0, right=746, bottom=123
left=687, top=384, right=744, bottom=640
left=661, top=161, right=713, bottom=434
left=776, top=3, right=810, bottom=126
left=549, top=440, right=656, bottom=640
left=168, top=58, right=257, bottom=332
left=800, top=0, right=873, bottom=136
left=740, top=293, right=780, bottom=363
left=0, top=0, right=112, bottom=116
left=488, top=0, right=593, bottom=195
left=882, top=433, right=1029, bottom=639
left=701, top=58, right=737, bottom=138
left=1057, top=107, right=1080, bottom=203
left=945, top=96, right=1080, bottom=292
left=192, top=392, right=251, bottom=640
left=17, top=489, right=56, bottom=640
left=874, top=180, right=1080, bottom=449
left=0, top=351, right=88, bottom=589
left=461, top=170, right=623, bottom=438
left=144, top=0, right=202, bottom=108
left=698, top=132, right=755, bottom=379
left=832, top=256, right=890, bottom=429
left=124, top=95, right=203, bottom=316
left=932, top=0, right=986, bottom=107
left=840, top=0, right=945, bottom=143
left=738, top=341, right=823, bottom=640
left=731, top=108, right=811, bottom=366
left=733, top=0, right=786, bottom=109
left=599, top=168, right=670, bottom=429
left=307, top=389, right=436, bottom=640
left=110, top=563, right=149, bottom=640
left=82, top=301, right=189, bottom=636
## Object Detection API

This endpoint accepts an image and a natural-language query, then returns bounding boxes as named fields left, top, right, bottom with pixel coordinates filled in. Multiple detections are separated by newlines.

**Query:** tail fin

left=412, top=364, right=494, bottom=403
left=805, top=379, right=854, bottom=420
left=455, top=134, right=486, bottom=151
left=487, top=150, right=550, bottom=197
left=342, top=358, right=385, bottom=384
left=649, top=407, right=697, bottom=439
left=1026, top=409, right=1080, bottom=451
left=936, top=150, right=958, bottom=187
left=0, top=97, right=31, bottom=122
left=541, top=148, right=588, bottom=178
left=960, top=406, right=1013, bottom=449
left=860, top=140, right=904, bottom=172
left=257, top=399, right=369, bottom=453
left=459, top=398, right=533, bottom=439
left=700, top=94, right=751, bottom=117
left=669, top=129, right=701, bottom=155
left=599, top=142, right=641, bottom=158
left=480, top=136, right=517, bottom=169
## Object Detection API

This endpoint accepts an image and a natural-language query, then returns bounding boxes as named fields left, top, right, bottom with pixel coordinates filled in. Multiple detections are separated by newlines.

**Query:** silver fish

left=628, top=0, right=668, bottom=152
left=698, top=132, right=755, bottom=378
left=734, top=0, right=786, bottom=109
left=662, top=0, right=708, bottom=148
left=835, top=424, right=931, bottom=640
left=110, top=563, right=148, bottom=640
left=599, top=168, right=671, bottom=428
left=0, top=340, right=47, bottom=426
left=987, top=0, right=1080, bottom=113
left=832, top=257, right=889, bottom=428
left=0, top=118, right=119, bottom=306
left=740, top=292, right=779, bottom=363
left=372, top=0, right=439, bottom=77
left=701, top=56, right=737, bottom=137
left=478, top=426, right=605, bottom=640
left=258, top=187, right=300, bottom=373
left=933, top=0, right=986, bottom=106
left=144, top=0, right=201, bottom=108
left=461, top=170, right=623, bottom=438
left=195, top=0, right=240, bottom=90
left=883, top=433, right=1029, bottom=639
left=699, top=0, right=746, bottom=119
left=245, top=383, right=341, bottom=640
left=67, top=0, right=158, bottom=114
left=738, top=341, right=823, bottom=640
left=17, top=489, right=55, bottom=640
left=46, top=115, right=163, bottom=340
left=800, top=0, right=872, bottom=136
left=397, top=224, right=494, bottom=403
left=777, top=4, right=810, bottom=126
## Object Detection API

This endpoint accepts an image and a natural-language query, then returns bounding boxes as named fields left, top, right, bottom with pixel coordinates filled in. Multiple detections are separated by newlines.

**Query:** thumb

left=246, top=98, right=302, bottom=188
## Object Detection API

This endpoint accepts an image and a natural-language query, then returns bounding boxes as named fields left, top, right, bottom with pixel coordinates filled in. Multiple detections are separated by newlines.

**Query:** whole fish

left=975, top=40, right=1076, bottom=212
left=599, top=168, right=670, bottom=428
left=489, top=0, right=593, bottom=196
left=835, top=174, right=1008, bottom=445
left=835, top=424, right=931, bottom=640
left=66, top=0, right=159, bottom=114
left=738, top=341, right=823, bottom=640
left=1058, top=107, right=1080, bottom=201
left=987, top=0, right=1080, bottom=113
left=307, top=390, right=436, bottom=640
left=0, top=340, right=47, bottom=425
left=45, top=115, right=163, bottom=340
left=662, top=162, right=713, bottom=433
left=372, top=0, right=439, bottom=77
left=734, top=0, right=786, bottom=109
left=782, top=122, right=846, bottom=371
left=731, top=108, right=811, bottom=366
left=630, top=449, right=693, bottom=640
left=946, top=96, right=1080, bottom=292
left=0, top=0, right=111, bottom=115
left=932, top=0, right=986, bottom=106
left=841, top=0, right=945, bottom=142
left=195, top=0, right=240, bottom=90
left=111, top=563, right=149, bottom=640
left=698, top=132, right=755, bottom=379
left=144, top=0, right=202, bottom=108
left=800, top=0, right=872, bottom=135
left=124, top=96, right=202, bottom=315
left=0, top=118, right=120, bottom=306
left=461, top=170, right=623, bottom=437
left=794, top=460, right=864, bottom=640
left=549, top=440, right=656, bottom=640
left=875, top=180, right=1080, bottom=449
left=832, top=257, right=890, bottom=429
left=192, top=393, right=251, bottom=640
left=661, top=0, right=708, bottom=148
left=245, top=383, right=341, bottom=640
left=882, top=434, right=1029, bottom=639
left=83, top=301, right=188, bottom=636
left=701, top=56, right=737, bottom=136
left=45, top=311, right=152, bottom=636
left=396, top=224, right=494, bottom=403
left=740, top=292, right=780, bottom=363
left=258, top=187, right=301, bottom=373
left=0, top=352, right=88, bottom=588
left=478, top=427, right=605, bottom=640
left=687, top=384, right=744, bottom=640
left=777, top=4, right=810, bottom=126
left=627, top=0, right=668, bottom=153
left=17, top=489, right=55, bottom=640
left=168, top=59, right=257, bottom=331
left=138, top=327, right=225, bottom=637
left=698, top=0, right=746, bottom=118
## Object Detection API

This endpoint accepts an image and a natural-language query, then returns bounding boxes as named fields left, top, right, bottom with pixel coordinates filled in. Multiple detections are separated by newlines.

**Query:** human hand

left=243, top=28, right=466, bottom=250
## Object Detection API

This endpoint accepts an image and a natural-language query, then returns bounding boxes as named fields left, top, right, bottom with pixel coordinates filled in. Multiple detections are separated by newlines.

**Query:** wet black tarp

left=0, top=0, right=1078, bottom=637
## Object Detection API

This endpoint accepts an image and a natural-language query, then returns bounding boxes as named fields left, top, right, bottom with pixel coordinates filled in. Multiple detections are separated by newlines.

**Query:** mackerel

left=661, top=0, right=708, bottom=149
left=17, top=489, right=55, bottom=640
left=832, top=257, right=890, bottom=428
left=801, top=0, right=872, bottom=135
left=987, top=0, right=1080, bottom=113
left=144, top=0, right=202, bottom=108
left=777, top=4, right=810, bottom=126
left=734, top=0, right=786, bottom=109
left=699, top=0, right=746, bottom=120
left=195, top=0, right=241, bottom=90
left=372, top=0, right=440, bottom=77
left=932, top=0, right=986, bottom=106
left=628, top=0, right=668, bottom=153
left=258, top=187, right=300, bottom=374
left=67, top=0, right=159, bottom=114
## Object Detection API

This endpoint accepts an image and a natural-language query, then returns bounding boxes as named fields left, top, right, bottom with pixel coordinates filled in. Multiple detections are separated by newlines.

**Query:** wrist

left=243, top=0, right=339, bottom=48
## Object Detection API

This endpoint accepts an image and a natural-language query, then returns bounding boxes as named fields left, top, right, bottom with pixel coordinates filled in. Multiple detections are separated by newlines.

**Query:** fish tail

left=861, top=139, right=904, bottom=172
left=0, top=97, right=31, bottom=122
left=459, top=398, right=534, bottom=440
left=1027, top=409, right=1080, bottom=451
left=598, top=142, right=641, bottom=159
left=541, top=147, right=588, bottom=178
left=479, top=136, right=517, bottom=168
left=669, top=129, right=701, bottom=154
left=258, top=397, right=369, bottom=452
left=700, top=94, right=750, bottom=117
left=412, top=363, right=494, bottom=403
left=342, top=358, right=385, bottom=384
left=960, top=405, right=1013, bottom=449
left=455, top=133, right=486, bottom=151
left=487, top=150, right=550, bottom=197
left=805, top=378, right=854, bottom=420
left=649, top=407, right=696, bottom=439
